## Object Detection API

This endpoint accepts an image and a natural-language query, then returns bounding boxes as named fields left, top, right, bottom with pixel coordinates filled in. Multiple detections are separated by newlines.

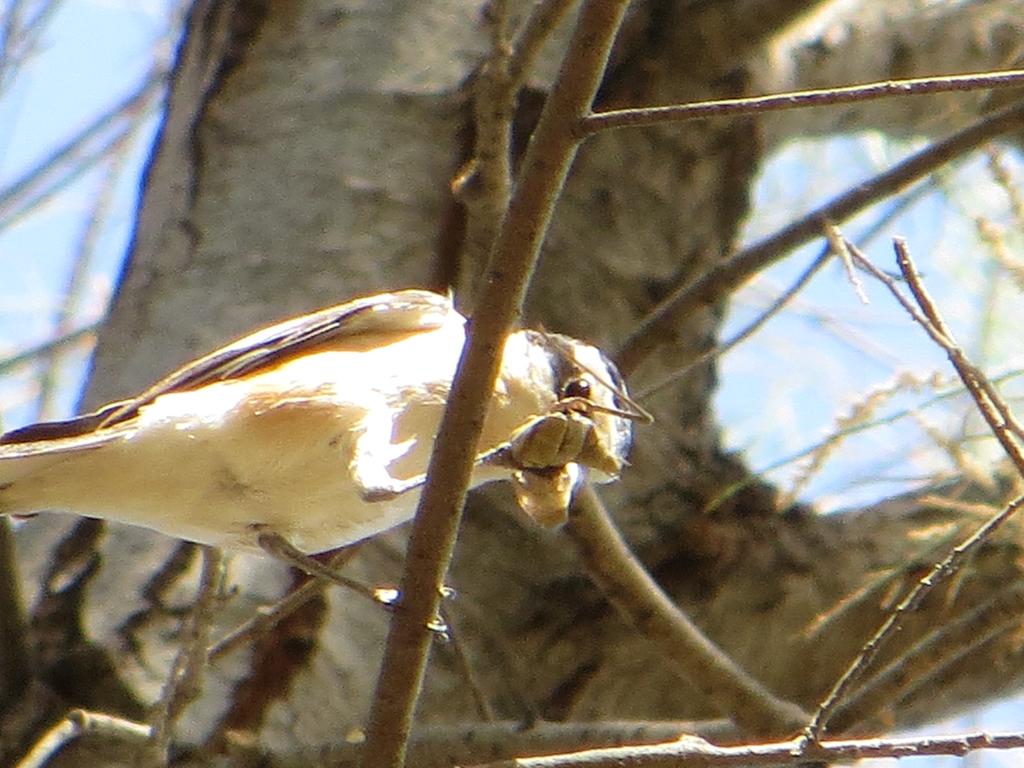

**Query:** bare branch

left=34, top=117, right=149, bottom=421
left=833, top=581, right=1024, bottom=731
left=568, top=484, right=808, bottom=736
left=13, top=710, right=152, bottom=768
left=635, top=184, right=931, bottom=400
left=0, top=0, right=62, bottom=97
left=0, top=70, right=164, bottom=228
left=453, top=0, right=514, bottom=299
left=0, top=518, right=29, bottom=708
left=207, top=547, right=358, bottom=661
left=0, top=324, right=99, bottom=379
left=615, top=99, right=1024, bottom=376
left=804, top=239, right=1024, bottom=738
left=469, top=729, right=1024, bottom=768
left=361, top=4, right=632, bottom=766
left=581, top=69, right=1024, bottom=135
left=440, top=606, right=498, bottom=722
left=223, top=720, right=735, bottom=768
left=456, top=0, right=579, bottom=301
left=852, top=241, right=1024, bottom=474
left=149, top=547, right=224, bottom=755
left=506, top=0, right=577, bottom=89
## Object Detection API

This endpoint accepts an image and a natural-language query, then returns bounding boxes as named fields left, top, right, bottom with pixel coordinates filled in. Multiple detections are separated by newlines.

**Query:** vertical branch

left=456, top=0, right=578, bottom=301
left=0, top=517, right=30, bottom=707
left=149, top=547, right=224, bottom=756
left=360, top=3, right=632, bottom=766
left=454, top=0, right=514, bottom=300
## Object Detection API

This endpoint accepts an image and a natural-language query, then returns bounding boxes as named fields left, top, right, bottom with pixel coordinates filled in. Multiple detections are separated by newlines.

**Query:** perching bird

left=0, top=290, right=639, bottom=555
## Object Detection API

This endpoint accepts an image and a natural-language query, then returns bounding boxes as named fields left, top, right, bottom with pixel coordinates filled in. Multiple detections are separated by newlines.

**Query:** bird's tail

left=0, top=425, right=125, bottom=514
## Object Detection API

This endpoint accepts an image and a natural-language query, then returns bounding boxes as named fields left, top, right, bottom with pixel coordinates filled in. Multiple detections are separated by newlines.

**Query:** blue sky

left=719, top=137, right=1024, bottom=514
left=0, top=0, right=172, bottom=427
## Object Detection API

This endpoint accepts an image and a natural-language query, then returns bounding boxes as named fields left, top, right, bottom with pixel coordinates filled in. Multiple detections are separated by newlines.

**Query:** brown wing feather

left=0, top=402, right=125, bottom=445
left=1, top=290, right=455, bottom=446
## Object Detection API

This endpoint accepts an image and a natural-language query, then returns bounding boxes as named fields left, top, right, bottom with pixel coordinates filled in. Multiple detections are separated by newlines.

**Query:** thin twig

left=636, top=184, right=931, bottom=400
left=581, top=69, right=1024, bottom=135
left=851, top=241, right=1024, bottom=472
left=779, top=365, right=929, bottom=511
left=0, top=70, right=164, bottom=227
left=822, top=220, right=868, bottom=304
left=986, top=146, right=1024, bottom=223
left=479, top=0, right=512, bottom=196
left=568, top=484, right=808, bottom=735
left=469, top=729, right=1024, bottom=768
left=507, top=0, right=577, bottom=87
left=895, top=239, right=1024, bottom=459
left=455, top=0, right=579, bottom=299
left=361, top=4, right=632, bottom=766
left=636, top=250, right=829, bottom=400
left=454, top=0, right=514, bottom=298
left=703, top=367, right=964, bottom=514
left=35, top=98, right=149, bottom=421
left=14, top=710, right=151, bottom=768
left=227, top=720, right=734, bottom=768
left=149, top=547, right=224, bottom=756
left=615, top=99, right=1024, bottom=376
left=971, top=216, right=1007, bottom=366
left=206, top=546, right=357, bottom=661
left=0, top=0, right=62, bottom=97
left=0, top=0, right=28, bottom=81
left=805, top=241, right=1024, bottom=738
left=118, top=542, right=197, bottom=662
left=0, top=324, right=100, bottom=377
left=831, top=582, right=1024, bottom=732
left=800, top=522, right=962, bottom=645
left=440, top=606, right=498, bottom=722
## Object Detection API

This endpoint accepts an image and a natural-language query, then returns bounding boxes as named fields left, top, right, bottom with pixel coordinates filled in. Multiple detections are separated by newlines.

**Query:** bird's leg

left=253, top=527, right=382, bottom=605
left=254, top=528, right=451, bottom=635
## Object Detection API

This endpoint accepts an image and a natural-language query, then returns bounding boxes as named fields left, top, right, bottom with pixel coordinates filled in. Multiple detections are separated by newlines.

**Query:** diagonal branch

left=615, top=99, right=1024, bottom=376
left=635, top=183, right=929, bottom=400
left=581, top=69, right=1024, bottom=135
left=361, top=4, right=632, bottom=767
left=0, top=70, right=164, bottom=228
left=569, top=484, right=808, bottom=736
left=803, top=239, right=1024, bottom=739
left=832, top=581, right=1024, bottom=732
left=805, top=493, right=1024, bottom=740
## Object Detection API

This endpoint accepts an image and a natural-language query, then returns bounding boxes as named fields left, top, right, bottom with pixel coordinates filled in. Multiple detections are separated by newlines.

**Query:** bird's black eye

left=562, top=378, right=591, bottom=400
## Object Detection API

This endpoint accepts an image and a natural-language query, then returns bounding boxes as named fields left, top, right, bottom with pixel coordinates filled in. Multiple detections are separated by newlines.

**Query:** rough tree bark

left=4, top=1, right=1024, bottom=765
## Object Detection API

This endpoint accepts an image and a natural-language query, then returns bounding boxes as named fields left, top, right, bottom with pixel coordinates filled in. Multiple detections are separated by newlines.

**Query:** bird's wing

left=1, top=290, right=457, bottom=448
left=0, top=424, right=129, bottom=459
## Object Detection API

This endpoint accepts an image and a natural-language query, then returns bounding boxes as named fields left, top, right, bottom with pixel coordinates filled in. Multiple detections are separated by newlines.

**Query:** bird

left=0, top=290, right=640, bottom=555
